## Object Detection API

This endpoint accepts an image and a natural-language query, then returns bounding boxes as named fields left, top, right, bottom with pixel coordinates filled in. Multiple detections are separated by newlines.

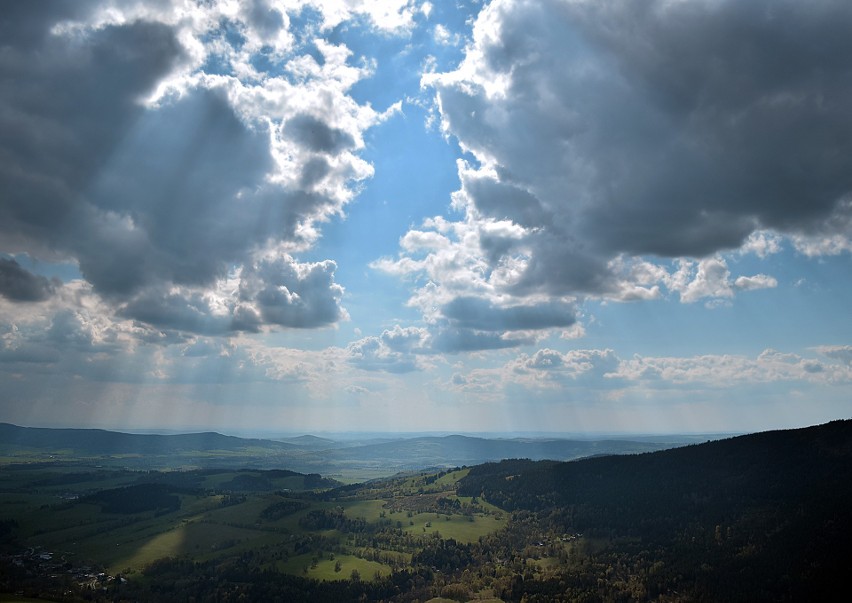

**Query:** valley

left=1, top=420, right=850, bottom=601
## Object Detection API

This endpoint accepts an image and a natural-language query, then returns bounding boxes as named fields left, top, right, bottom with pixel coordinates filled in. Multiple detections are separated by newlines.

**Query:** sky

left=1, top=0, right=851, bottom=436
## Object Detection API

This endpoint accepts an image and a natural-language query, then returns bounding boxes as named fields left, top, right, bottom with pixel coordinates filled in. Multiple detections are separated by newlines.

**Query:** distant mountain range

left=0, top=422, right=698, bottom=475
left=321, top=434, right=681, bottom=466
left=0, top=422, right=295, bottom=455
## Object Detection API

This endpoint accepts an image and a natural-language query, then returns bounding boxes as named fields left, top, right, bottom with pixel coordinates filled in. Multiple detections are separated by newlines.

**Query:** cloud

left=446, top=345, right=852, bottom=401
left=816, top=345, right=852, bottom=365
left=675, top=258, right=733, bottom=303
left=385, top=0, right=852, bottom=314
left=733, top=274, right=778, bottom=292
left=613, top=349, right=851, bottom=386
left=0, top=259, right=58, bottom=302
left=739, top=231, right=784, bottom=258
left=429, top=327, right=537, bottom=353
left=347, top=337, right=419, bottom=373
left=284, top=113, right=357, bottom=154
left=116, top=252, right=347, bottom=334
left=506, top=348, right=621, bottom=389
left=0, top=2, right=394, bottom=336
left=374, top=212, right=581, bottom=350
left=294, top=0, right=420, bottom=33
left=241, top=253, right=347, bottom=330
left=666, top=257, right=777, bottom=303
left=441, top=296, right=576, bottom=332
left=346, top=325, right=428, bottom=373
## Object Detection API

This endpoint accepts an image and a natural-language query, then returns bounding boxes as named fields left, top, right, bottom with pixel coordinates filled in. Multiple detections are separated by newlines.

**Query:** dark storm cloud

left=430, top=0, right=852, bottom=296
left=0, top=259, right=57, bottom=302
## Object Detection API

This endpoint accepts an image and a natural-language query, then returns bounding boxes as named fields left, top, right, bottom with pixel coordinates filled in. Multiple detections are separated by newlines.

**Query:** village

left=4, top=546, right=126, bottom=599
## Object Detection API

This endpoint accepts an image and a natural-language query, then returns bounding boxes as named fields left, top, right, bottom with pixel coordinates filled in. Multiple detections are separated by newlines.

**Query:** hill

left=457, top=419, right=852, bottom=601
left=1, top=420, right=849, bottom=601
left=0, top=422, right=295, bottom=455
left=0, top=423, right=694, bottom=478
left=323, top=434, right=682, bottom=468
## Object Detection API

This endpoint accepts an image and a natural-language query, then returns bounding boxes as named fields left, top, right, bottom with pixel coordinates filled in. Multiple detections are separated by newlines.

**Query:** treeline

left=136, top=555, right=436, bottom=602
left=260, top=499, right=310, bottom=521
left=82, top=483, right=183, bottom=514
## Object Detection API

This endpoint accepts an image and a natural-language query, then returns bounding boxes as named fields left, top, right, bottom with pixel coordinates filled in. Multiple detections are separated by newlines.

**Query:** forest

left=1, top=420, right=850, bottom=602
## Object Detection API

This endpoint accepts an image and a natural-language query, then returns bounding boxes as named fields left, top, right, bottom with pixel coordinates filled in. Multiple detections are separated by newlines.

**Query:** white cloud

left=676, top=257, right=734, bottom=303
left=284, top=0, right=419, bottom=33
left=739, top=231, right=783, bottom=258
left=613, top=349, right=850, bottom=386
left=664, top=257, right=776, bottom=304
left=433, top=23, right=461, bottom=46
left=734, top=274, right=778, bottom=291
left=444, top=345, right=852, bottom=401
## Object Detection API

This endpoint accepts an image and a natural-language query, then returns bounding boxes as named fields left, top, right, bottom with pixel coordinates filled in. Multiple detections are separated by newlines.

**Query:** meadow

left=0, top=462, right=507, bottom=591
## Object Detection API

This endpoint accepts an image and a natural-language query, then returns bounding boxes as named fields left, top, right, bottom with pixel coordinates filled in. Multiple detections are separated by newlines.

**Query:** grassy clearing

left=106, top=520, right=279, bottom=573
left=432, top=468, right=469, bottom=488
left=343, top=499, right=387, bottom=523
left=277, top=553, right=391, bottom=581
left=402, top=512, right=506, bottom=544
left=2, top=464, right=512, bottom=590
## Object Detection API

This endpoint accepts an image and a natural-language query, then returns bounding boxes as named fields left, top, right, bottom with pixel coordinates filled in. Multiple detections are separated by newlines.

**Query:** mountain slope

left=457, top=419, right=852, bottom=601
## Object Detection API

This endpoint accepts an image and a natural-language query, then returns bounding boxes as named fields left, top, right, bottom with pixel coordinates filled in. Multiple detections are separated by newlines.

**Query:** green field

left=0, top=463, right=507, bottom=593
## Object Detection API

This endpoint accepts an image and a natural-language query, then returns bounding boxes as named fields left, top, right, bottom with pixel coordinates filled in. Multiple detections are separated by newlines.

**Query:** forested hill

left=457, top=419, right=852, bottom=601
left=323, top=434, right=682, bottom=466
left=0, top=422, right=294, bottom=455
left=458, top=419, right=852, bottom=512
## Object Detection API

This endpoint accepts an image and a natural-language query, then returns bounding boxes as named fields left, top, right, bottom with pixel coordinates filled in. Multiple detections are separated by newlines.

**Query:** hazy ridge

left=0, top=422, right=695, bottom=479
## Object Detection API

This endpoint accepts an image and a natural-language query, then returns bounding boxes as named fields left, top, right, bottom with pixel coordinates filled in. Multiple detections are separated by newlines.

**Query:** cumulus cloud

left=380, top=0, right=852, bottom=341
left=665, top=257, right=777, bottom=303
left=612, top=348, right=852, bottom=386
left=0, top=1, right=401, bottom=336
left=374, top=211, right=581, bottom=350
left=507, top=348, right=621, bottom=388
left=733, top=274, right=778, bottom=292
left=346, top=326, right=429, bottom=373
left=446, top=345, right=852, bottom=400
left=292, top=0, right=420, bottom=33
left=347, top=337, right=419, bottom=373
left=115, top=252, right=346, bottom=334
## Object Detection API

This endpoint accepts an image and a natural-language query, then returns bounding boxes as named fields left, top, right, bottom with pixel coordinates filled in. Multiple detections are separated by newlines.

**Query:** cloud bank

left=0, top=0, right=398, bottom=336
left=376, top=0, right=852, bottom=348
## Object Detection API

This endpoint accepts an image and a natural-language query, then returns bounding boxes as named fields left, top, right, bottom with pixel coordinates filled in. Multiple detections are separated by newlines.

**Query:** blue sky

left=1, top=0, right=850, bottom=435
